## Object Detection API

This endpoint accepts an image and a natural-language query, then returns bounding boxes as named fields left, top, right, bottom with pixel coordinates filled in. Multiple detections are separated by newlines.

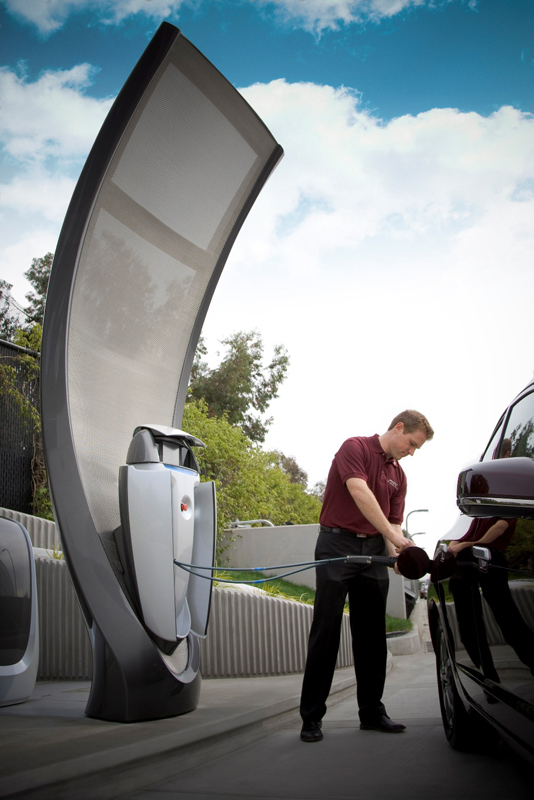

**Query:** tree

left=0, top=252, right=53, bottom=342
left=310, top=479, right=326, bottom=503
left=0, top=252, right=54, bottom=518
left=0, top=322, right=52, bottom=519
left=273, top=450, right=308, bottom=486
left=0, top=280, right=20, bottom=341
left=24, top=252, right=53, bottom=326
left=188, top=330, right=289, bottom=443
left=506, top=519, right=534, bottom=571
left=182, top=399, right=321, bottom=559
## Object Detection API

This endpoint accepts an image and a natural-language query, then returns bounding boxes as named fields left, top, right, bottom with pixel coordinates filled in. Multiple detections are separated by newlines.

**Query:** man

left=299, top=410, right=434, bottom=742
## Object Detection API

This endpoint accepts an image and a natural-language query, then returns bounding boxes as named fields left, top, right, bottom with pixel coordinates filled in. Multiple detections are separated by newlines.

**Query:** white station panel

left=126, top=464, right=177, bottom=641
left=188, top=481, right=217, bottom=638
left=125, top=459, right=206, bottom=643
left=170, top=466, right=198, bottom=638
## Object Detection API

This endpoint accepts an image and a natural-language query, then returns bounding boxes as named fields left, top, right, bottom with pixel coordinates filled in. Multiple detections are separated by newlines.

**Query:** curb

left=387, top=627, right=422, bottom=655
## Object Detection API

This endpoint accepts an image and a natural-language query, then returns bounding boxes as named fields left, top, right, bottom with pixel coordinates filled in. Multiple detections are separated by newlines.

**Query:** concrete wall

left=224, top=524, right=407, bottom=618
left=224, top=524, right=318, bottom=590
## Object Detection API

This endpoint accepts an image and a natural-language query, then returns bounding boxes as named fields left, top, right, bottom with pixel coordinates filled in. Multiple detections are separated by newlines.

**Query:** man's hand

left=389, top=524, right=414, bottom=553
left=384, top=528, right=412, bottom=573
left=448, top=540, right=470, bottom=556
left=384, top=530, right=411, bottom=557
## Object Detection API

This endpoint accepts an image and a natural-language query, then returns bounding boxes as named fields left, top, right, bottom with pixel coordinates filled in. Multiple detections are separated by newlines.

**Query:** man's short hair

left=499, top=438, right=512, bottom=458
left=388, top=410, right=434, bottom=440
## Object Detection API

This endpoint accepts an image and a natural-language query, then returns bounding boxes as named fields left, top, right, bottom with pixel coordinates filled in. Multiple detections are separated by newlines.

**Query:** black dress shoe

left=300, top=721, right=323, bottom=742
left=360, top=715, right=406, bottom=733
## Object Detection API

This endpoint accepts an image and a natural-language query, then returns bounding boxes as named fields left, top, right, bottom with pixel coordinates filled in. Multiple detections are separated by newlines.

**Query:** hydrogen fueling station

left=36, top=22, right=284, bottom=722
left=0, top=22, right=446, bottom=724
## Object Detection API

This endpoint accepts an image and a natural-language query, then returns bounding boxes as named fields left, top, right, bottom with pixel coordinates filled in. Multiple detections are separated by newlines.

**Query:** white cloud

left=0, top=63, right=113, bottom=294
left=2, top=0, right=451, bottom=36
left=0, top=64, right=113, bottom=163
left=234, top=81, right=534, bottom=274
left=1, top=171, right=77, bottom=220
left=268, top=0, right=427, bottom=34
left=1, top=0, right=192, bottom=34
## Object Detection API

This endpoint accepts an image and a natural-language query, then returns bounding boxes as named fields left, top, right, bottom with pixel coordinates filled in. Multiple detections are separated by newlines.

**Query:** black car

left=428, top=378, right=534, bottom=763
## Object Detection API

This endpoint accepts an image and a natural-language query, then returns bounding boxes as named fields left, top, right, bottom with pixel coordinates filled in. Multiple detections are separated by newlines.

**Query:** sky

left=1, top=0, right=534, bottom=555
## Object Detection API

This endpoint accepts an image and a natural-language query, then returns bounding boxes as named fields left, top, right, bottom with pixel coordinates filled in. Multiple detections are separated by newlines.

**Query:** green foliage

left=0, top=253, right=53, bottom=519
left=46, top=541, right=64, bottom=559
left=310, top=479, right=326, bottom=503
left=182, top=399, right=322, bottom=559
left=0, top=320, right=53, bottom=520
left=385, top=614, right=412, bottom=633
left=0, top=324, right=41, bottom=428
left=33, top=485, right=54, bottom=521
left=24, top=253, right=53, bottom=327
left=188, top=330, right=289, bottom=443
left=273, top=450, right=308, bottom=486
left=213, top=569, right=412, bottom=631
left=0, top=280, right=20, bottom=341
left=14, top=325, right=42, bottom=353
left=215, top=571, right=316, bottom=604
left=506, top=518, right=534, bottom=571
left=0, top=254, right=52, bottom=343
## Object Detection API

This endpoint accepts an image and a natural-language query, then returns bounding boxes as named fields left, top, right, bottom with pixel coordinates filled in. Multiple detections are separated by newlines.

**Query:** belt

left=319, top=526, right=376, bottom=538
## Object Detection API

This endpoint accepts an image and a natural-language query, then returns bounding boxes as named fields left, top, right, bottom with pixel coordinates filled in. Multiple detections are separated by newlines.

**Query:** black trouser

left=450, top=550, right=534, bottom=678
left=300, top=530, right=390, bottom=725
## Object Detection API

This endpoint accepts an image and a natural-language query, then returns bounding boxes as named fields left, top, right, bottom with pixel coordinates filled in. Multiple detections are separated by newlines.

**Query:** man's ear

left=395, top=422, right=405, bottom=434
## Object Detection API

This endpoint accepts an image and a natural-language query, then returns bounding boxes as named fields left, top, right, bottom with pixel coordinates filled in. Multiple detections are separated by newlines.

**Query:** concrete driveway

left=119, top=650, right=531, bottom=800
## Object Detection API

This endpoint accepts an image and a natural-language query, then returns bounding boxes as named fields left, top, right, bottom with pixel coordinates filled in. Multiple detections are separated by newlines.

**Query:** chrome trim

left=472, top=545, right=491, bottom=572
left=460, top=496, right=534, bottom=509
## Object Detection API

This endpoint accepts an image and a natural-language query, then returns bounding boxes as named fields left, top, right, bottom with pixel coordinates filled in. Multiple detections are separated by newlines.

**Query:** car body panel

left=429, top=378, right=534, bottom=763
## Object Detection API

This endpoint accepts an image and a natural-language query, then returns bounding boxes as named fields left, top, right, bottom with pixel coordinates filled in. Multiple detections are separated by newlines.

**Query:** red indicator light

left=181, top=503, right=188, bottom=512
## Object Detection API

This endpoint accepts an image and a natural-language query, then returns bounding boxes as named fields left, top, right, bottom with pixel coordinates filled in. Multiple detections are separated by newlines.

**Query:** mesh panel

left=0, top=340, right=39, bottom=514
left=112, top=65, right=257, bottom=251
left=159, top=637, right=189, bottom=676
left=66, top=37, right=279, bottom=535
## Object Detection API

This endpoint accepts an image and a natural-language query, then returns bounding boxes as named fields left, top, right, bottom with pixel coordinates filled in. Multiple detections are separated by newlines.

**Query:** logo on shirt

left=387, top=478, right=399, bottom=489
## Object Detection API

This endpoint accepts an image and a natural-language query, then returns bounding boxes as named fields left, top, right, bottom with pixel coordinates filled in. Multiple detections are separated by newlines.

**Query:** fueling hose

left=174, top=545, right=456, bottom=584
left=174, top=554, right=397, bottom=584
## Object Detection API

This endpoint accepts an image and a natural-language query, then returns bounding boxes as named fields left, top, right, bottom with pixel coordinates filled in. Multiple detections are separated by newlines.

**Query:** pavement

left=0, top=603, right=531, bottom=800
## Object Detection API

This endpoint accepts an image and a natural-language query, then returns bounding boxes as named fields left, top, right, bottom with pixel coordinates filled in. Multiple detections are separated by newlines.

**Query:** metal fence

left=0, top=338, right=40, bottom=514
left=3, top=508, right=355, bottom=681
left=32, top=562, right=355, bottom=681
left=0, top=506, right=57, bottom=548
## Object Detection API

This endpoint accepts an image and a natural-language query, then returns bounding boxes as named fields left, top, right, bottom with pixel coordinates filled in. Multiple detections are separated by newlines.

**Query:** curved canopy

left=41, top=23, right=283, bottom=721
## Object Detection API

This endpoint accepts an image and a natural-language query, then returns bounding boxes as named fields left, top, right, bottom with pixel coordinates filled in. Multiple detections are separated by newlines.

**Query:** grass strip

left=214, top=570, right=412, bottom=632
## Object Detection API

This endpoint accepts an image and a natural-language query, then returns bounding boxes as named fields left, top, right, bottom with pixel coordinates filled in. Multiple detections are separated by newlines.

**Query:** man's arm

left=384, top=525, right=404, bottom=556
left=384, top=525, right=406, bottom=574
left=345, top=478, right=413, bottom=552
left=449, top=519, right=508, bottom=555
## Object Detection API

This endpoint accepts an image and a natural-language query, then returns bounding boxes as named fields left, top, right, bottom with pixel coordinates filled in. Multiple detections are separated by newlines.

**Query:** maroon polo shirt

left=319, top=434, right=407, bottom=536
left=457, top=516, right=516, bottom=551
